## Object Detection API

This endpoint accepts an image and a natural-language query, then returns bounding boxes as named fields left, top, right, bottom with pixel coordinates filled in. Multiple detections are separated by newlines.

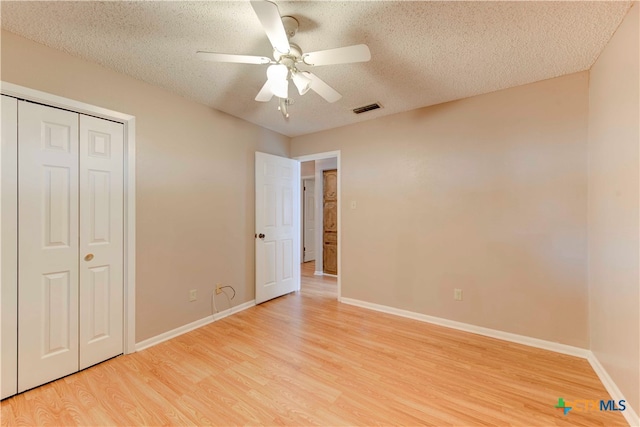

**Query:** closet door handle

left=84, top=253, right=94, bottom=262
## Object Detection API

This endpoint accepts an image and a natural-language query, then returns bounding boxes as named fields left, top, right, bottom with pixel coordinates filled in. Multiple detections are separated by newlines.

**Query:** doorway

left=295, top=151, right=341, bottom=300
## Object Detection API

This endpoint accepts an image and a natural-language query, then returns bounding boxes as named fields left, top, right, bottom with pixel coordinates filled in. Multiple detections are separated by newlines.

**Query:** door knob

left=258, top=233, right=265, bottom=239
left=84, top=254, right=94, bottom=261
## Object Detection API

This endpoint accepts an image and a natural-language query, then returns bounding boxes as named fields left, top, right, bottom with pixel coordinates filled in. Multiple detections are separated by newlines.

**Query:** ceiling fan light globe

left=292, top=72, right=312, bottom=95
left=270, top=79, right=289, bottom=99
left=267, top=64, right=288, bottom=81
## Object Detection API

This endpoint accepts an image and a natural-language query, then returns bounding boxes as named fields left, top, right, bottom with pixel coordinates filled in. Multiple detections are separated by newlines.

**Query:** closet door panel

left=1, top=95, right=18, bottom=399
left=79, top=115, right=124, bottom=370
left=18, top=101, right=79, bottom=392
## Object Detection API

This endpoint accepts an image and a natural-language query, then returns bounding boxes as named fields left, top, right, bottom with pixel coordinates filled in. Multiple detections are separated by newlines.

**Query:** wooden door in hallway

left=323, top=169, right=337, bottom=275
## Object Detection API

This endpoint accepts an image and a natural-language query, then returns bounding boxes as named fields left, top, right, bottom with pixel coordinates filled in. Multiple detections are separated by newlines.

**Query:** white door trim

left=294, top=151, right=341, bottom=300
left=1, top=95, right=19, bottom=399
left=1, top=81, right=136, bottom=355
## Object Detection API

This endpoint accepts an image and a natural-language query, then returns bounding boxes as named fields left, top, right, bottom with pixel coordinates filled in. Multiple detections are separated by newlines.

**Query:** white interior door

left=18, top=101, right=80, bottom=392
left=79, top=115, right=124, bottom=370
left=1, top=95, right=18, bottom=399
left=255, top=152, right=300, bottom=304
left=303, top=178, right=315, bottom=262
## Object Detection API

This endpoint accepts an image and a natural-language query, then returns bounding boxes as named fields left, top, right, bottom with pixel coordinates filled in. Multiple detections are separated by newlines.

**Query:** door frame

left=294, top=151, right=341, bottom=299
left=1, top=81, right=136, bottom=354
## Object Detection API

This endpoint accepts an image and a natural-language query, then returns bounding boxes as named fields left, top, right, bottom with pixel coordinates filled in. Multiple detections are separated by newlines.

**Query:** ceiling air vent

left=353, top=103, right=382, bottom=114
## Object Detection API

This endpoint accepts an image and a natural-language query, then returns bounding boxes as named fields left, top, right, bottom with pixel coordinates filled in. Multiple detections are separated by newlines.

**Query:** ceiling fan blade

left=303, top=44, right=371, bottom=66
left=250, top=0, right=291, bottom=54
left=196, top=51, right=271, bottom=65
left=255, top=80, right=274, bottom=102
left=305, top=72, right=342, bottom=103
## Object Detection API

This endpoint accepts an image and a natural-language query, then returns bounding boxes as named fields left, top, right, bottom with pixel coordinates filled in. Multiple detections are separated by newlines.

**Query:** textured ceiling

left=0, top=1, right=632, bottom=137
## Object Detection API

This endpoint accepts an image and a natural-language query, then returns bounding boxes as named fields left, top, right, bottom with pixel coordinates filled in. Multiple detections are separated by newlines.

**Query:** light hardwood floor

left=1, top=262, right=627, bottom=426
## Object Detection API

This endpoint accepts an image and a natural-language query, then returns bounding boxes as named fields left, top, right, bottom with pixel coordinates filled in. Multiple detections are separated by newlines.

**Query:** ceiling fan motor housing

left=281, top=16, right=299, bottom=39
left=274, top=43, right=302, bottom=64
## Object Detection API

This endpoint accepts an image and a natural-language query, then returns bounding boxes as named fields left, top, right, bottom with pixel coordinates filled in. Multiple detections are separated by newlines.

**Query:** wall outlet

left=454, top=288, right=463, bottom=301
left=216, top=284, right=222, bottom=295
left=189, top=289, right=197, bottom=302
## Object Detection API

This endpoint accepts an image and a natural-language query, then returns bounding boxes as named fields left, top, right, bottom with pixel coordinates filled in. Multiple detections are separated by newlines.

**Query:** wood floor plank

left=1, top=261, right=629, bottom=426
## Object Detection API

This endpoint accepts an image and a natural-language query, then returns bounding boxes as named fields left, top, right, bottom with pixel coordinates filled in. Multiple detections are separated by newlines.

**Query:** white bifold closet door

left=78, top=114, right=124, bottom=370
left=17, top=101, right=124, bottom=393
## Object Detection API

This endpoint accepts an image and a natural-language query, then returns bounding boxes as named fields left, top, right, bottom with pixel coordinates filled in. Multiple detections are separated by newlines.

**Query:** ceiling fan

left=197, top=0, right=371, bottom=119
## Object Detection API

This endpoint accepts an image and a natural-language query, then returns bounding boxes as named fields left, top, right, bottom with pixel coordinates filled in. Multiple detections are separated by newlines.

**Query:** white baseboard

left=135, top=300, right=255, bottom=352
left=212, top=299, right=255, bottom=322
left=588, top=353, right=639, bottom=427
left=339, top=297, right=589, bottom=358
left=313, top=271, right=338, bottom=278
left=340, top=297, right=639, bottom=425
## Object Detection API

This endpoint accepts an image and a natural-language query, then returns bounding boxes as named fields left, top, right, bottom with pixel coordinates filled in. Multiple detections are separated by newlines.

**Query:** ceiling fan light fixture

left=267, top=63, right=288, bottom=81
left=292, top=71, right=312, bottom=95
left=266, top=63, right=289, bottom=98
left=271, top=80, right=289, bottom=99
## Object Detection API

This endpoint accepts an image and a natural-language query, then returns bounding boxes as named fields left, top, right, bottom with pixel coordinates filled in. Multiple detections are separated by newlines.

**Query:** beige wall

left=588, top=3, right=639, bottom=412
left=292, top=72, right=590, bottom=348
left=301, top=160, right=315, bottom=176
left=1, top=30, right=290, bottom=342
